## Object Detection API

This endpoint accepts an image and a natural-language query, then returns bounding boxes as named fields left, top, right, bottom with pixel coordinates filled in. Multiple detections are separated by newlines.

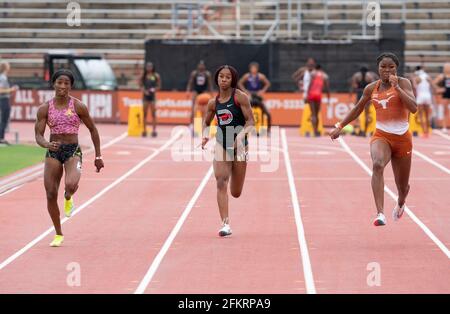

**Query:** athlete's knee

left=372, top=160, right=385, bottom=173
left=46, top=189, right=58, bottom=201
left=216, top=176, right=229, bottom=191
left=65, top=182, right=78, bottom=195
left=231, top=189, right=242, bottom=198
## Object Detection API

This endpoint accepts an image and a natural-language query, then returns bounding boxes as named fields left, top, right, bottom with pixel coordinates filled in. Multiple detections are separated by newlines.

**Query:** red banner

left=10, top=90, right=117, bottom=123
left=10, top=90, right=450, bottom=127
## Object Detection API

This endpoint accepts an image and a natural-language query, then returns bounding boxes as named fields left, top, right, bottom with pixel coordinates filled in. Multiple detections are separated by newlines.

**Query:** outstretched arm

left=35, top=104, right=54, bottom=150
left=201, top=99, right=216, bottom=149
left=75, top=101, right=104, bottom=172
left=330, top=82, right=376, bottom=139
left=235, top=89, right=255, bottom=134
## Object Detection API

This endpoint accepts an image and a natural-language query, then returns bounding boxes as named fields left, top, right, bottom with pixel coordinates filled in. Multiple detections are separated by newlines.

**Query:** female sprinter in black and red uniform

left=201, top=65, right=255, bottom=237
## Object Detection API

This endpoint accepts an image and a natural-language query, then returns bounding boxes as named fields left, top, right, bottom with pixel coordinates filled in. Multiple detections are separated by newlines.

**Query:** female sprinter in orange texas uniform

left=35, top=69, right=104, bottom=247
left=201, top=65, right=255, bottom=237
left=330, top=53, right=417, bottom=226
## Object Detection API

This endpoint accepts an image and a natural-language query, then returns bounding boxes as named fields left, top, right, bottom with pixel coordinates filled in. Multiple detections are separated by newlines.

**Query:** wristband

left=334, top=122, right=343, bottom=130
left=95, top=156, right=102, bottom=160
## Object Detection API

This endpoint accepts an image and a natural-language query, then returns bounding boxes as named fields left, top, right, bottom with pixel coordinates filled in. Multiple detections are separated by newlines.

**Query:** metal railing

left=163, top=0, right=411, bottom=42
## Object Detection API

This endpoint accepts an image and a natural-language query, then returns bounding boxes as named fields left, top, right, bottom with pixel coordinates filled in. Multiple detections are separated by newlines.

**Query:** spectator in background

left=0, top=61, right=18, bottom=145
left=291, top=57, right=316, bottom=101
left=433, top=62, right=450, bottom=133
left=238, top=61, right=272, bottom=133
left=350, top=66, right=378, bottom=136
left=413, top=66, right=435, bottom=137
left=306, top=64, right=330, bottom=137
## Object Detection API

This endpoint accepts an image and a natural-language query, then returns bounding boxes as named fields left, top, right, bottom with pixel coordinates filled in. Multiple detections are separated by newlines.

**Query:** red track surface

left=0, top=122, right=449, bottom=293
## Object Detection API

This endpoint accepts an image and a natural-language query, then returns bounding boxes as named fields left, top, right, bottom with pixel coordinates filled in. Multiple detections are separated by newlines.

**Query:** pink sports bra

left=47, top=97, right=81, bottom=135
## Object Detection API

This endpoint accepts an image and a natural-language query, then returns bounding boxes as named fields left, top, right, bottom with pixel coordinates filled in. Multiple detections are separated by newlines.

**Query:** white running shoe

left=392, top=204, right=405, bottom=221
left=218, top=223, right=232, bottom=237
left=373, top=213, right=386, bottom=226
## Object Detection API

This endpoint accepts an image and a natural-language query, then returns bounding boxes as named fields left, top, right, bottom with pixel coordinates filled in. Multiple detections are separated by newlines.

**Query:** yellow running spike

left=50, top=235, right=64, bottom=247
left=64, top=196, right=74, bottom=217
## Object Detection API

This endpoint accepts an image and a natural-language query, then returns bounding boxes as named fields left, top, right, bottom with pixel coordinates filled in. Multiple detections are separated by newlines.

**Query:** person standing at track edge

left=202, top=65, right=255, bottom=237
left=140, top=62, right=161, bottom=137
left=330, top=52, right=417, bottom=226
left=35, top=69, right=104, bottom=247
left=0, top=61, right=18, bottom=145
left=186, top=60, right=213, bottom=133
left=306, top=64, right=330, bottom=136
left=238, top=62, right=272, bottom=133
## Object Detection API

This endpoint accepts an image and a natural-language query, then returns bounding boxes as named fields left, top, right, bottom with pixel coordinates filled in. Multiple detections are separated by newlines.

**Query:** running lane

left=0, top=127, right=208, bottom=293
left=285, top=128, right=450, bottom=293
left=141, top=136, right=309, bottom=294
left=0, top=123, right=130, bottom=262
left=343, top=133, right=450, bottom=260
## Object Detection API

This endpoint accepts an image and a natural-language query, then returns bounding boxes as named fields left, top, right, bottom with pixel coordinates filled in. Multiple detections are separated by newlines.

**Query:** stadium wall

left=144, top=24, right=404, bottom=92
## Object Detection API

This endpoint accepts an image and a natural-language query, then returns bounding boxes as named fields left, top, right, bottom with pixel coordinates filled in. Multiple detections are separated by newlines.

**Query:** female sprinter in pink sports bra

left=34, top=69, right=104, bottom=247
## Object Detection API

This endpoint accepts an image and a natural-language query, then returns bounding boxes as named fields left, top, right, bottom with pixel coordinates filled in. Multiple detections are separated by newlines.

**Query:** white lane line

left=0, top=132, right=128, bottom=195
left=413, top=149, right=450, bottom=175
left=134, top=165, right=214, bottom=294
left=338, top=137, right=450, bottom=259
left=0, top=164, right=43, bottom=186
left=281, top=129, right=316, bottom=294
left=433, top=129, right=450, bottom=141
left=0, top=130, right=182, bottom=271
left=78, top=176, right=450, bottom=183
left=0, top=184, right=24, bottom=197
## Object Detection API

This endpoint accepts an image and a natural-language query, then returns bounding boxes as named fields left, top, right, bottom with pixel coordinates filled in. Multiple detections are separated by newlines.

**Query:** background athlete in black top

left=186, top=60, right=213, bottom=131
left=202, top=65, right=254, bottom=237
left=140, top=62, right=161, bottom=137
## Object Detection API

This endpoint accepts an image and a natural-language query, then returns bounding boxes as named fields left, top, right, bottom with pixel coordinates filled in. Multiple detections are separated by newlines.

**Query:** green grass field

left=0, top=145, right=46, bottom=178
